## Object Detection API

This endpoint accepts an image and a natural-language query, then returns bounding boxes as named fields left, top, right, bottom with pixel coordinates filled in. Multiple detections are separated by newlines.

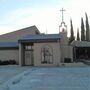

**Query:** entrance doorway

left=24, top=45, right=34, bottom=66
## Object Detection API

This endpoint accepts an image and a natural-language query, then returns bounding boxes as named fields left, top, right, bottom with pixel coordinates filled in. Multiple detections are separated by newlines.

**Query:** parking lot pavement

left=0, top=65, right=31, bottom=84
left=2, top=66, right=90, bottom=90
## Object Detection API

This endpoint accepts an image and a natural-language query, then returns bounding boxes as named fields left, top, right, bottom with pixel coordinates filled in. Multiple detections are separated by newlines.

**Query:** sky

left=0, top=0, right=90, bottom=36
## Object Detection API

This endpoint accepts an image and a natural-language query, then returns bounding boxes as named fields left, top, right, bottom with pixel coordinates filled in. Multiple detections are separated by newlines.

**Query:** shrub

left=41, top=61, right=47, bottom=64
left=0, top=60, right=2, bottom=65
left=9, top=60, right=16, bottom=65
left=64, top=58, right=71, bottom=63
left=2, top=61, right=9, bottom=65
left=0, top=60, right=17, bottom=65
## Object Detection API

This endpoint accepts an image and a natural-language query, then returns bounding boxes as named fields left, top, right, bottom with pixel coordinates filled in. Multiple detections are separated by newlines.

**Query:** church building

left=0, top=8, right=78, bottom=66
left=0, top=25, right=73, bottom=66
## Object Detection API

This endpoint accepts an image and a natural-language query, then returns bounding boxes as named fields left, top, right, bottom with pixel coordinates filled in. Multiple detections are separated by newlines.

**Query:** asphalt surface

left=1, top=66, right=89, bottom=90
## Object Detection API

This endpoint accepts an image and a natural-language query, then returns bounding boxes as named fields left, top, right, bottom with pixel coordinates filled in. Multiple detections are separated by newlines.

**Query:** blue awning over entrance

left=19, top=34, right=61, bottom=43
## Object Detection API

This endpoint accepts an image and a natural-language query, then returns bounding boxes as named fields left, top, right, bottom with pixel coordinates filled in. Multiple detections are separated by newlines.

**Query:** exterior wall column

left=60, top=32, right=68, bottom=63
left=19, top=43, right=24, bottom=66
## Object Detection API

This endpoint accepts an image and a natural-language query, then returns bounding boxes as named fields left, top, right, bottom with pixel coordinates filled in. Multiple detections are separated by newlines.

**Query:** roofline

left=71, top=41, right=90, bottom=47
left=0, top=25, right=40, bottom=36
left=0, top=47, right=19, bottom=50
left=19, top=38, right=60, bottom=43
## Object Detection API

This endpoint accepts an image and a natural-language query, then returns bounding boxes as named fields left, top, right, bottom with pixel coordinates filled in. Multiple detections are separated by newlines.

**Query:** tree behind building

left=77, top=28, right=80, bottom=41
left=81, top=17, right=85, bottom=41
left=69, top=19, right=75, bottom=43
left=85, top=13, right=90, bottom=41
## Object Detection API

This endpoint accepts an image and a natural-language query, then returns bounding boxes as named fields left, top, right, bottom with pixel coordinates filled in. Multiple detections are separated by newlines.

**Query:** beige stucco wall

left=19, top=44, right=24, bottom=66
left=33, top=33, right=73, bottom=66
left=60, top=32, right=69, bottom=62
left=60, top=32, right=73, bottom=62
left=18, top=31, right=73, bottom=66
left=0, top=49, right=19, bottom=64
left=33, top=42, right=61, bottom=66
left=67, top=46, right=73, bottom=61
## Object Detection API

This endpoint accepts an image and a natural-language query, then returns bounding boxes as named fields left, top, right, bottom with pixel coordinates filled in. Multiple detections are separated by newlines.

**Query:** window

left=41, top=45, right=53, bottom=64
left=25, top=45, right=32, bottom=50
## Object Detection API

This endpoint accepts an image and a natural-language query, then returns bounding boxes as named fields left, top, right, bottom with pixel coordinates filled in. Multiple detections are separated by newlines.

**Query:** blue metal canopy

left=19, top=34, right=61, bottom=43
